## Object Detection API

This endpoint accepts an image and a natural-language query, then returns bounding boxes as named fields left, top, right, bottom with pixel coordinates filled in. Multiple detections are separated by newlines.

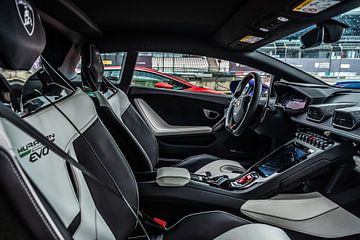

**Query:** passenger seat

left=81, top=45, right=246, bottom=178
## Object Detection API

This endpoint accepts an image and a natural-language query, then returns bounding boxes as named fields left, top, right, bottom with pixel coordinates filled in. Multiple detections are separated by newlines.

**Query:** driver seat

left=81, top=45, right=246, bottom=177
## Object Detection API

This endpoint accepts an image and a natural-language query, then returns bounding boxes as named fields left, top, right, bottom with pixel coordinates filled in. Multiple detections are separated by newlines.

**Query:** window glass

left=101, top=52, right=126, bottom=84
left=129, top=52, right=272, bottom=95
left=132, top=70, right=188, bottom=90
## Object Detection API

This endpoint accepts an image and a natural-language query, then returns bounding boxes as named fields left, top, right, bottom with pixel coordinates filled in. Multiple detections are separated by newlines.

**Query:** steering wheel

left=225, top=72, right=262, bottom=136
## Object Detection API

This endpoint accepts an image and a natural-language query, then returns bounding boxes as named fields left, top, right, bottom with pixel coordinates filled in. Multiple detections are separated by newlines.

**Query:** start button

left=231, top=172, right=259, bottom=188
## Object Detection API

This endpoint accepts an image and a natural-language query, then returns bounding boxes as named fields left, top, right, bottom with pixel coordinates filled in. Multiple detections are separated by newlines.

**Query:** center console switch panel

left=295, top=131, right=334, bottom=150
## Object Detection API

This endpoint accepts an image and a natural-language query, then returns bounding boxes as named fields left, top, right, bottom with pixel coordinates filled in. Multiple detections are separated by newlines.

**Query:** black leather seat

left=81, top=45, right=246, bottom=177
left=0, top=0, right=290, bottom=239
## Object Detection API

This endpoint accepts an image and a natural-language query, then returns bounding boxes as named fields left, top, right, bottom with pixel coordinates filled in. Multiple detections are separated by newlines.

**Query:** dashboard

left=272, top=80, right=360, bottom=142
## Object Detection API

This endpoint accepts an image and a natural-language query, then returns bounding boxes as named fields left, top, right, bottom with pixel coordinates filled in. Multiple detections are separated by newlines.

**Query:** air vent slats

left=307, top=103, right=357, bottom=124
left=334, top=112, right=355, bottom=129
left=307, top=107, right=324, bottom=122
left=332, top=107, right=360, bottom=130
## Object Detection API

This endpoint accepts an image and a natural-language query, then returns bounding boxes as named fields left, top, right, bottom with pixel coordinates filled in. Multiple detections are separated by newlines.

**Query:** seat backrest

left=0, top=119, right=72, bottom=240
left=81, top=45, right=159, bottom=171
left=0, top=1, right=139, bottom=239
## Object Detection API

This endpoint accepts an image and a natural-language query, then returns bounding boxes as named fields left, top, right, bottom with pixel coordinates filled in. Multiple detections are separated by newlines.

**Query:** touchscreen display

left=258, top=144, right=310, bottom=177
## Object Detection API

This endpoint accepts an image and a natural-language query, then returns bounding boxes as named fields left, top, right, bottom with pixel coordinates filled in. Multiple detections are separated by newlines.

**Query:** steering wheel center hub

left=233, top=97, right=248, bottom=123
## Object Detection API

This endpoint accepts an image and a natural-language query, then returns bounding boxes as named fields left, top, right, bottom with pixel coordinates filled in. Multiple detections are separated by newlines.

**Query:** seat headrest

left=0, top=0, right=45, bottom=71
left=81, top=45, right=104, bottom=87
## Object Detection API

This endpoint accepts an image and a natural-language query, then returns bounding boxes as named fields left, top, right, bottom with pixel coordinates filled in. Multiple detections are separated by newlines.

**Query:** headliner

left=35, top=0, right=360, bottom=51
left=70, top=0, right=245, bottom=37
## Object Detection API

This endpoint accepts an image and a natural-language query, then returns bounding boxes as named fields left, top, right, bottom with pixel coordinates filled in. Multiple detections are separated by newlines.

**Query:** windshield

left=259, top=7, right=360, bottom=89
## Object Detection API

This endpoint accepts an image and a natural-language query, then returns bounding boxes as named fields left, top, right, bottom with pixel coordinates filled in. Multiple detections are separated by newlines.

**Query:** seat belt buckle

left=139, top=211, right=168, bottom=230
left=153, top=218, right=167, bottom=228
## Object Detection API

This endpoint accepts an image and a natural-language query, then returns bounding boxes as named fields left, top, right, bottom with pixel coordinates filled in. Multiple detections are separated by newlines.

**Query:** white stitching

left=166, top=210, right=251, bottom=231
left=3, top=149, right=64, bottom=240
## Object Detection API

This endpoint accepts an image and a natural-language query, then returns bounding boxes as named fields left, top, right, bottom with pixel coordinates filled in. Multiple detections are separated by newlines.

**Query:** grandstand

left=152, top=57, right=209, bottom=73
left=151, top=57, right=231, bottom=74
left=101, top=52, right=232, bottom=74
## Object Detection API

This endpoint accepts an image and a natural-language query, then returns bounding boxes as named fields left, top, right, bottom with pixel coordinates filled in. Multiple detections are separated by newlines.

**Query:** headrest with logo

left=0, top=0, right=45, bottom=71
left=81, top=45, right=104, bottom=88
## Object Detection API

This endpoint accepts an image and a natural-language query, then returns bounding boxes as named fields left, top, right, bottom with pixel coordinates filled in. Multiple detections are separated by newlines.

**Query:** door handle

left=203, top=109, right=220, bottom=120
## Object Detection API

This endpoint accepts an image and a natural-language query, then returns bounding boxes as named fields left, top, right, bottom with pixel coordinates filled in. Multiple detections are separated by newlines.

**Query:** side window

left=126, top=52, right=273, bottom=95
left=100, top=52, right=126, bottom=84
left=132, top=70, right=188, bottom=90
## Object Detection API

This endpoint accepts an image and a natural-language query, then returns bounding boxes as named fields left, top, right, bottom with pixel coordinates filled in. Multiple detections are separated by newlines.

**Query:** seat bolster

left=213, top=223, right=290, bottom=240
left=162, top=211, right=250, bottom=240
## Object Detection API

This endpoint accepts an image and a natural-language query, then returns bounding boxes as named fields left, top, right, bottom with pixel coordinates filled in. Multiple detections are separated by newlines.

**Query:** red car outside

left=104, top=66, right=224, bottom=95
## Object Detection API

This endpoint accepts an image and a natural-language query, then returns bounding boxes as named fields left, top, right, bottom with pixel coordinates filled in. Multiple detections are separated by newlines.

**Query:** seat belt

left=0, top=102, right=155, bottom=238
left=0, top=103, right=116, bottom=196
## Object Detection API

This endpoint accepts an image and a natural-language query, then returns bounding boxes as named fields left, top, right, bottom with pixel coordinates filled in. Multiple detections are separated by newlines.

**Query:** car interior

left=1, top=0, right=360, bottom=239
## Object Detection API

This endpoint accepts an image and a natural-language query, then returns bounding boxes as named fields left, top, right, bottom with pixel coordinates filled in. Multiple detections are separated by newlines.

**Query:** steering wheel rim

left=225, top=72, right=262, bottom=136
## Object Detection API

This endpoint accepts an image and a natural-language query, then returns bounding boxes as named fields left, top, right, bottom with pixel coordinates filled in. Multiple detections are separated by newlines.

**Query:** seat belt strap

left=0, top=102, right=123, bottom=200
left=0, top=102, right=161, bottom=236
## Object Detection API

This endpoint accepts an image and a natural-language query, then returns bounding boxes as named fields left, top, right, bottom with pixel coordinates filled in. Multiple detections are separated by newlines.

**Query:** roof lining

left=36, top=0, right=360, bottom=51
left=34, top=0, right=102, bottom=37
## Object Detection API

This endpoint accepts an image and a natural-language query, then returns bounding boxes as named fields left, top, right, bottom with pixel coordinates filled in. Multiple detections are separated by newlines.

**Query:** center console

left=138, top=128, right=355, bottom=211
left=192, top=141, right=315, bottom=190
left=189, top=130, right=349, bottom=194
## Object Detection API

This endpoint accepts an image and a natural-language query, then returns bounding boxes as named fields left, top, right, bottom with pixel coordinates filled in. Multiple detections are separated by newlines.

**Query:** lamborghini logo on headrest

left=15, top=0, right=35, bottom=36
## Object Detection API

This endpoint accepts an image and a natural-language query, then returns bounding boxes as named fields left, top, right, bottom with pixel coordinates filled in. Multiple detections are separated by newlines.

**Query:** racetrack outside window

left=132, top=52, right=272, bottom=95
left=100, top=52, right=126, bottom=84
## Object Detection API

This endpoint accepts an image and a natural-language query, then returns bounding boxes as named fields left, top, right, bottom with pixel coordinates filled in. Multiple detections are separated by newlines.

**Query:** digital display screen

left=285, top=97, right=307, bottom=110
left=258, top=144, right=311, bottom=177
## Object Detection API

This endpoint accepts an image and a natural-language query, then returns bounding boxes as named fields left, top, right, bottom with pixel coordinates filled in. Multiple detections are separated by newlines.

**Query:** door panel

left=133, top=98, right=212, bottom=136
left=129, top=86, right=231, bottom=126
left=128, top=86, right=270, bottom=165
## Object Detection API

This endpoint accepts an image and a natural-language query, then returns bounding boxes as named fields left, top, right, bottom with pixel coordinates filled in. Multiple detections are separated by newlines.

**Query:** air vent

left=307, top=107, right=324, bottom=122
left=333, top=112, right=356, bottom=130
left=307, top=103, right=357, bottom=123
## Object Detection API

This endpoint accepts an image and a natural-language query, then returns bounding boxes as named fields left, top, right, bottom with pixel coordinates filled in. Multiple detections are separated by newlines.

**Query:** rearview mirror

left=154, top=82, right=174, bottom=89
left=300, top=19, right=348, bottom=49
